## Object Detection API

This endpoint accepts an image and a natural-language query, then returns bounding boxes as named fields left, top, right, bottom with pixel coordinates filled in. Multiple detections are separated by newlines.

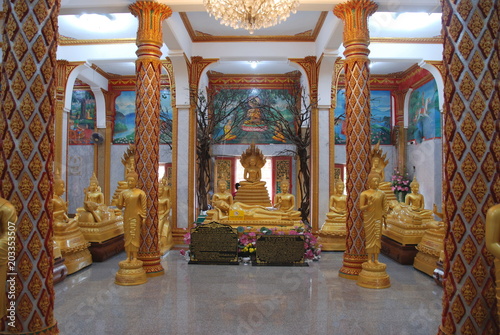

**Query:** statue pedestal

left=317, top=220, right=346, bottom=251
left=381, top=235, right=418, bottom=265
left=383, top=213, right=430, bottom=245
left=88, top=234, right=125, bottom=262
left=53, top=257, right=68, bottom=285
left=77, top=214, right=124, bottom=244
left=63, top=247, right=93, bottom=275
left=115, top=259, right=147, bottom=286
left=357, top=262, right=391, bottom=289
left=233, top=184, right=272, bottom=207
left=413, top=228, right=444, bottom=276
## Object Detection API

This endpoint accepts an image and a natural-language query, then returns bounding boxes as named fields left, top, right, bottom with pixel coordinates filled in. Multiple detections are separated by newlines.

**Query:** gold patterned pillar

left=334, top=0, right=378, bottom=280
left=393, top=90, right=408, bottom=173
left=438, top=0, right=500, bottom=334
left=129, top=1, right=172, bottom=277
left=0, top=0, right=60, bottom=333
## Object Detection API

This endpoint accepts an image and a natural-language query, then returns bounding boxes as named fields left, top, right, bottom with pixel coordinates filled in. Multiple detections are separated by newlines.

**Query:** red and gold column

left=439, top=0, right=499, bottom=333
left=129, top=1, right=172, bottom=277
left=334, top=0, right=378, bottom=279
left=0, top=0, right=60, bottom=333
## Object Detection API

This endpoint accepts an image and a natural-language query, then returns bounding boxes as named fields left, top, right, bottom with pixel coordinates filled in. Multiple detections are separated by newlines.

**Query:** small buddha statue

left=486, top=204, right=500, bottom=322
left=77, top=173, right=124, bottom=244
left=0, top=197, right=17, bottom=318
left=317, top=179, right=347, bottom=251
left=158, top=176, right=173, bottom=253
left=207, top=180, right=234, bottom=221
left=404, top=177, right=433, bottom=219
left=52, top=170, right=92, bottom=274
left=357, top=171, right=391, bottom=289
left=326, top=180, right=347, bottom=221
left=273, top=179, right=301, bottom=219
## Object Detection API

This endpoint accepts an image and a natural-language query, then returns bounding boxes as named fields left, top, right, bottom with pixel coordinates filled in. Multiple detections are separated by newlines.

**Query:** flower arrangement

left=391, top=168, right=411, bottom=193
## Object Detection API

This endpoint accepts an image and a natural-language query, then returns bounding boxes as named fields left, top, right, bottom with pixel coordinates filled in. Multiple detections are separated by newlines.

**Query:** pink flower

left=304, top=249, right=314, bottom=259
left=180, top=249, right=186, bottom=256
left=248, top=232, right=256, bottom=237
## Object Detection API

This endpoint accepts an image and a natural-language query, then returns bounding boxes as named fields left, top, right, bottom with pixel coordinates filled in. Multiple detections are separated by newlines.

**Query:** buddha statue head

left=334, top=179, right=345, bottom=195
left=217, top=179, right=228, bottom=193
left=410, top=176, right=419, bottom=193
left=280, top=178, right=290, bottom=193
left=88, top=173, right=99, bottom=192
left=126, top=171, right=139, bottom=189
left=367, top=171, right=381, bottom=190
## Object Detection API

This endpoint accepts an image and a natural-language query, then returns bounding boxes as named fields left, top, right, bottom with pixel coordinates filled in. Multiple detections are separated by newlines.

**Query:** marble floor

left=54, top=251, right=443, bottom=335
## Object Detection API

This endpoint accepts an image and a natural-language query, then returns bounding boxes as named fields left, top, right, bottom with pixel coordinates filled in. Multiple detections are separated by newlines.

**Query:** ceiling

left=56, top=0, right=443, bottom=77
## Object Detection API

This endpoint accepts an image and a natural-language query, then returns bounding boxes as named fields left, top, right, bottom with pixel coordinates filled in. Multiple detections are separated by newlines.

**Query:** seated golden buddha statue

left=77, top=173, right=124, bottom=243
left=158, top=175, right=173, bottom=254
left=52, top=170, right=92, bottom=274
left=233, top=144, right=272, bottom=207
left=384, top=176, right=434, bottom=245
left=318, top=179, right=347, bottom=251
left=273, top=179, right=301, bottom=219
left=370, top=143, right=397, bottom=202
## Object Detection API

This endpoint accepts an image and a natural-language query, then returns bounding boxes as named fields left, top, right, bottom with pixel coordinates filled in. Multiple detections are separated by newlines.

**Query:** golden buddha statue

left=273, top=179, right=301, bottom=219
left=318, top=179, right=347, bottom=251
left=370, top=143, right=397, bottom=202
left=384, top=176, right=434, bottom=246
left=205, top=178, right=302, bottom=230
left=77, top=173, right=124, bottom=243
left=158, top=174, right=173, bottom=254
left=52, top=170, right=92, bottom=274
left=485, top=204, right=500, bottom=321
left=233, top=144, right=272, bottom=207
left=115, top=171, right=147, bottom=286
left=0, top=197, right=17, bottom=318
left=357, top=171, right=391, bottom=289
left=111, top=145, right=135, bottom=207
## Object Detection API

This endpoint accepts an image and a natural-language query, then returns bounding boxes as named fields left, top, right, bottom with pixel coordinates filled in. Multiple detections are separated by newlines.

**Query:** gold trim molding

left=180, top=12, right=327, bottom=43
left=370, top=37, right=443, bottom=44
left=59, top=35, right=136, bottom=46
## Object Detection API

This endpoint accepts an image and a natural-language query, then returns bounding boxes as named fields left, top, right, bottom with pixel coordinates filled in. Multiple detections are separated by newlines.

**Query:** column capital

left=129, top=1, right=172, bottom=46
left=333, top=0, right=378, bottom=46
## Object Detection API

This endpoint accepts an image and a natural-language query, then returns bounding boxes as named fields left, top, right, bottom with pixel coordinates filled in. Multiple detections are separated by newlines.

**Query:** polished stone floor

left=54, top=251, right=442, bottom=335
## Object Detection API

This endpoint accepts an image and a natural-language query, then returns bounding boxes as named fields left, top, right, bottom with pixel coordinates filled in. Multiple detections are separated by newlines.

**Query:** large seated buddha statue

left=317, top=179, right=347, bottom=251
left=383, top=176, right=434, bottom=245
left=233, top=144, right=272, bottom=207
left=370, top=143, right=397, bottom=203
left=52, top=170, right=92, bottom=274
left=77, top=173, right=124, bottom=243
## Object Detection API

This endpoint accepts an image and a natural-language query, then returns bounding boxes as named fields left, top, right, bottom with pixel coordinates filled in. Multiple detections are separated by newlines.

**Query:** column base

left=53, top=257, right=68, bottom=285
left=139, top=254, right=165, bottom=277
left=339, top=252, right=367, bottom=280
left=115, top=259, right=147, bottom=286
left=357, top=261, right=391, bottom=289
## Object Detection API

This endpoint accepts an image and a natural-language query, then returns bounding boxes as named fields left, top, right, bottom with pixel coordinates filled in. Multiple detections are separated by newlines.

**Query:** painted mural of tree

left=256, top=83, right=315, bottom=223
left=194, top=88, right=250, bottom=211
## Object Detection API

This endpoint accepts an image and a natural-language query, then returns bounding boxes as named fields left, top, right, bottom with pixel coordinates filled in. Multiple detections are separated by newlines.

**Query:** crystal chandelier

left=204, top=0, right=300, bottom=34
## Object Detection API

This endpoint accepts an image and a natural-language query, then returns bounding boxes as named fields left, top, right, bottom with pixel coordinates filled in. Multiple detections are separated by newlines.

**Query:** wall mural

left=69, top=90, right=96, bottom=145
left=408, top=79, right=441, bottom=143
left=215, top=88, right=294, bottom=145
left=113, top=89, right=172, bottom=144
left=334, top=89, right=392, bottom=145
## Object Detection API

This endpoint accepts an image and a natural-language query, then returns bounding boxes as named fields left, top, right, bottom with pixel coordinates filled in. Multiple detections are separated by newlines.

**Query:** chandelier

left=204, top=0, right=300, bottom=34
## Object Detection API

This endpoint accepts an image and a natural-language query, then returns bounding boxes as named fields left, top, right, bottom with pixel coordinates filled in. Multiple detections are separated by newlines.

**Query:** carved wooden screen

left=214, top=157, right=234, bottom=194
left=273, top=156, right=293, bottom=204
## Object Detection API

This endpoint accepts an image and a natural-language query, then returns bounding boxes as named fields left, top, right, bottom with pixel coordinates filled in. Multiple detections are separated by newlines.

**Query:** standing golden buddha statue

left=357, top=171, right=391, bottom=289
left=158, top=173, right=173, bottom=254
left=115, top=171, right=147, bottom=286
left=318, top=179, right=347, bottom=251
left=52, top=170, right=92, bottom=274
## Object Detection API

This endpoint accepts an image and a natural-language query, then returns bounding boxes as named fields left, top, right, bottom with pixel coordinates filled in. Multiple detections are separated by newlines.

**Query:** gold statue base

left=78, top=218, right=124, bottom=243
left=383, top=220, right=429, bottom=245
left=233, top=184, right=272, bottom=207
left=62, top=248, right=93, bottom=275
left=317, top=220, right=346, bottom=251
left=115, top=259, right=148, bottom=286
left=357, top=262, right=391, bottom=289
left=413, top=228, right=444, bottom=276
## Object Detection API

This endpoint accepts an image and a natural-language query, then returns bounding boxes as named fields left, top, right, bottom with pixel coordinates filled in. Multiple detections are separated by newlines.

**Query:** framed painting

left=69, top=90, right=96, bottom=145
left=408, top=79, right=441, bottom=143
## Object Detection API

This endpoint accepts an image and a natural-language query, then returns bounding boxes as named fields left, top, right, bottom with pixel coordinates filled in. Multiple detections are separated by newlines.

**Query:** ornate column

left=129, top=1, right=172, bottom=277
left=439, top=0, right=499, bottom=334
left=0, top=0, right=60, bottom=333
left=392, top=89, right=408, bottom=173
left=334, top=0, right=378, bottom=279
